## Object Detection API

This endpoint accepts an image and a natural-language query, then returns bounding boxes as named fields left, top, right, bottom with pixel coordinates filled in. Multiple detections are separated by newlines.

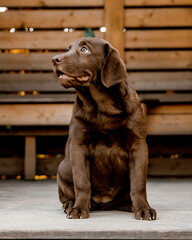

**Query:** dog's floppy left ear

left=101, top=44, right=127, bottom=88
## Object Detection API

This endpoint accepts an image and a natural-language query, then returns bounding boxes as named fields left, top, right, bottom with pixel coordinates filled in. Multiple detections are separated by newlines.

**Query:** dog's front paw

left=134, top=207, right=156, bottom=221
left=67, top=207, right=89, bottom=219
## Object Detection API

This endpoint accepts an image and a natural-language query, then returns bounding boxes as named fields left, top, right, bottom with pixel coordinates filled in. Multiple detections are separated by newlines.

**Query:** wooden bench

left=0, top=0, right=192, bottom=179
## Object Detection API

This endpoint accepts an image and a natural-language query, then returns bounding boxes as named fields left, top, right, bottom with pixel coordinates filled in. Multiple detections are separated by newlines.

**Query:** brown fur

left=52, top=38, right=156, bottom=220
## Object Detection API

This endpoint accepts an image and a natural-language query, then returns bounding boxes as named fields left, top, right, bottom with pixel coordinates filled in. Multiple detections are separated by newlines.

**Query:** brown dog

left=52, top=38, right=156, bottom=220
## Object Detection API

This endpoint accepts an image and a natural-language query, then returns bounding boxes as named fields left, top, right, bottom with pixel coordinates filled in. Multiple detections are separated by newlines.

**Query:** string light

left=10, top=28, right=15, bottom=33
left=100, top=27, right=106, bottom=32
left=33, top=90, right=38, bottom=95
left=63, top=28, right=74, bottom=32
left=10, top=49, right=27, bottom=54
left=29, top=28, right=34, bottom=32
left=18, top=91, right=25, bottom=96
left=35, top=175, right=48, bottom=180
left=37, top=154, right=46, bottom=158
left=0, top=7, right=8, bottom=12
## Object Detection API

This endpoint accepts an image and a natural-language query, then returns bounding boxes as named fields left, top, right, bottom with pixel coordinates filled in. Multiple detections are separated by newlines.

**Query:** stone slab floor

left=0, top=179, right=192, bottom=239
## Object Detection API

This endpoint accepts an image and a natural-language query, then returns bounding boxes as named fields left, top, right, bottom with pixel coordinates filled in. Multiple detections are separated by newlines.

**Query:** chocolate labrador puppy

left=52, top=38, right=156, bottom=220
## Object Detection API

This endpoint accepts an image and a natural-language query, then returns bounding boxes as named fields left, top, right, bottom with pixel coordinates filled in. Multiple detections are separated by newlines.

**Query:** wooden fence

left=0, top=0, right=192, bottom=179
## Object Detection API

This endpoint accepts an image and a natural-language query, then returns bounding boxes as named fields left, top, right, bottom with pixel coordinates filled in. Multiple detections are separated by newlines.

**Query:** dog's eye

left=80, top=46, right=89, bottom=53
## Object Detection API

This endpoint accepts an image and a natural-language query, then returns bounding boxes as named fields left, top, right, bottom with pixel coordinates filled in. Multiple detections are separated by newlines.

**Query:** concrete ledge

left=0, top=230, right=191, bottom=239
left=0, top=179, right=192, bottom=239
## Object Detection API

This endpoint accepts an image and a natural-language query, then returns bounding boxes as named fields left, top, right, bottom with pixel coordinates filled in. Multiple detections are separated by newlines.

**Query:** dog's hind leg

left=58, top=186, right=74, bottom=215
left=57, top=159, right=75, bottom=215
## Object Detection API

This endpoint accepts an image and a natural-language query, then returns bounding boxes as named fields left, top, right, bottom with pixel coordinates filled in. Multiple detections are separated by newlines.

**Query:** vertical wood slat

left=24, top=136, right=36, bottom=180
left=104, top=0, right=125, bottom=60
left=141, top=103, right=148, bottom=128
left=141, top=103, right=147, bottom=117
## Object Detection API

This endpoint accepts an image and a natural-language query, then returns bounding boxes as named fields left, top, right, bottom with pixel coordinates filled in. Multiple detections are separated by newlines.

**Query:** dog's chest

left=86, top=129, right=129, bottom=194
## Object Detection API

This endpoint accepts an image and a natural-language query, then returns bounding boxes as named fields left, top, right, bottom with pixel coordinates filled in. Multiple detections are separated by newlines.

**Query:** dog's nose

left=52, top=55, right=64, bottom=64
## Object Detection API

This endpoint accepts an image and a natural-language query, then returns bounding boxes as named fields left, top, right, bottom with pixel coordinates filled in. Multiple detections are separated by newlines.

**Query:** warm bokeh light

left=0, top=7, right=8, bottom=12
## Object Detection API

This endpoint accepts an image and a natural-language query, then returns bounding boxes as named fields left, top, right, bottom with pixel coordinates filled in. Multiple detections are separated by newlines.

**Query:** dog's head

left=52, top=38, right=127, bottom=88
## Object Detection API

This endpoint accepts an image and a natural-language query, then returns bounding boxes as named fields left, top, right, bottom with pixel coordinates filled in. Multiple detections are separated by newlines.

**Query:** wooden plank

left=148, top=105, right=192, bottom=114
left=37, top=156, right=192, bottom=176
left=147, top=114, right=192, bottom=135
left=0, top=93, right=191, bottom=104
left=0, top=128, right=69, bottom=136
left=0, top=53, right=57, bottom=70
left=125, top=8, right=192, bottom=28
left=2, top=0, right=191, bottom=7
left=5, top=0, right=190, bottom=7
left=125, top=30, right=192, bottom=48
left=0, top=0, right=104, bottom=7
left=0, top=157, right=23, bottom=175
left=104, top=0, right=125, bottom=59
left=128, top=72, right=192, bottom=91
left=139, top=93, right=192, bottom=103
left=0, top=104, right=73, bottom=126
left=0, top=94, right=76, bottom=103
left=0, top=73, right=65, bottom=92
left=125, top=0, right=192, bottom=6
left=0, top=10, right=104, bottom=29
left=0, top=31, right=104, bottom=49
left=2, top=30, right=191, bottom=50
left=125, top=51, right=192, bottom=69
left=0, top=104, right=192, bottom=135
left=1, top=156, right=191, bottom=177
left=24, top=136, right=36, bottom=180
left=1, top=71, right=191, bottom=92
left=1, top=51, right=192, bottom=71
left=148, top=157, right=192, bottom=176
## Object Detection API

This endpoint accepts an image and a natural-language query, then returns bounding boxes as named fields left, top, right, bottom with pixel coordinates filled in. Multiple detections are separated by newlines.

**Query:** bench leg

left=141, top=103, right=147, bottom=118
left=24, top=136, right=36, bottom=180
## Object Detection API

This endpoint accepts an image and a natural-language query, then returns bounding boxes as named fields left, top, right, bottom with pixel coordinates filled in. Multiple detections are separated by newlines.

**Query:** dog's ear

left=101, top=44, right=127, bottom=88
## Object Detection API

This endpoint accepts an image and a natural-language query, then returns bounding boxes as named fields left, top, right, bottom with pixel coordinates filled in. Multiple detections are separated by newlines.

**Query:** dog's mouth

left=56, top=70, right=89, bottom=82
